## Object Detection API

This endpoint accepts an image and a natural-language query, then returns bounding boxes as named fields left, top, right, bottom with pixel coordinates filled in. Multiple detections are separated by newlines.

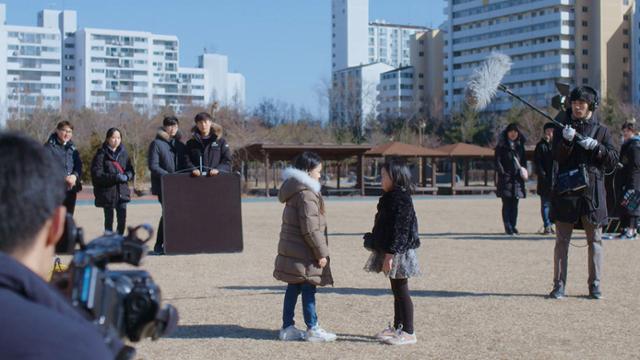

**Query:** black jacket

left=369, top=188, right=420, bottom=254
left=44, top=134, right=83, bottom=193
left=185, top=124, right=232, bottom=173
left=617, top=136, right=640, bottom=216
left=534, top=137, right=554, bottom=196
left=148, top=128, right=187, bottom=196
left=0, top=253, right=114, bottom=359
left=551, top=111, right=619, bottom=226
left=91, top=144, right=135, bottom=208
left=495, top=130, right=527, bottom=199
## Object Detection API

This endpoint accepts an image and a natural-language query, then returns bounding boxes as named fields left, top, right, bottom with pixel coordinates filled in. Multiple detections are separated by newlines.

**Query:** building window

left=623, top=29, right=629, bottom=35
left=623, top=57, right=628, bottom=63
left=623, top=43, right=629, bottom=49
left=582, top=49, right=588, bottom=55
left=582, top=78, right=589, bottom=84
left=582, top=21, right=588, bottom=27
left=419, top=51, right=424, bottom=57
left=582, top=63, right=588, bottom=69
left=582, top=6, right=588, bottom=12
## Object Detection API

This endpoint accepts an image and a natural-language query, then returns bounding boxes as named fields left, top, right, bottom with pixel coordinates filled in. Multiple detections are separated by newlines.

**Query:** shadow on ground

left=220, top=286, right=545, bottom=299
left=169, top=324, right=377, bottom=343
left=328, top=232, right=559, bottom=241
left=169, top=324, right=277, bottom=340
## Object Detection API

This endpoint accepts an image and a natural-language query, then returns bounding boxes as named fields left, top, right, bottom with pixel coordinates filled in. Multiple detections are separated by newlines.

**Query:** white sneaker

left=279, top=325, right=306, bottom=341
left=384, top=330, right=417, bottom=345
left=306, top=326, right=337, bottom=342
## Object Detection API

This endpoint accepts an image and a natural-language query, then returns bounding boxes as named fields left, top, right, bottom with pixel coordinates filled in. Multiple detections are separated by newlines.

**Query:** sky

left=2, top=0, right=447, bottom=116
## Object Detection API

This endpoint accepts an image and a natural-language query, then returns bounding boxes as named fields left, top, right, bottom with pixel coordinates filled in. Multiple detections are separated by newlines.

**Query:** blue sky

left=3, top=1, right=446, bottom=116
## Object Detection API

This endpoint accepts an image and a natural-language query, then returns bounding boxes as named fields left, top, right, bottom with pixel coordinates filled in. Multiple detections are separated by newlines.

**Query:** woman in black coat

left=618, top=121, right=640, bottom=239
left=495, top=123, right=527, bottom=235
left=91, top=128, right=135, bottom=235
left=44, top=121, right=82, bottom=215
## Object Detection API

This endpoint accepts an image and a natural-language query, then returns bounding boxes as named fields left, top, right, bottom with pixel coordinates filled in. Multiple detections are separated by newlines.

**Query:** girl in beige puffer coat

left=273, top=152, right=336, bottom=343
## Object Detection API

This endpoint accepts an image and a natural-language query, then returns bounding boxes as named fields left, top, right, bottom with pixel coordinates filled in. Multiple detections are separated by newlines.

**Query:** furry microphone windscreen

left=465, top=52, right=513, bottom=111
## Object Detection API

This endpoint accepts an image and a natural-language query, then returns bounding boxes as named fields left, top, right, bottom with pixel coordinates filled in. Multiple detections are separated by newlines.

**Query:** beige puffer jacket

left=273, top=168, right=333, bottom=286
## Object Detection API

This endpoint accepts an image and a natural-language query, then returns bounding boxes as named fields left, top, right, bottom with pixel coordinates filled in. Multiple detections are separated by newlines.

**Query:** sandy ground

left=72, top=196, right=640, bottom=360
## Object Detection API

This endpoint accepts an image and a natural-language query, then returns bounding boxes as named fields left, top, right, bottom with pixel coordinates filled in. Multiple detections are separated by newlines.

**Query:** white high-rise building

left=332, top=0, right=369, bottom=71
left=443, top=0, right=576, bottom=114
left=0, top=3, right=246, bottom=122
left=444, top=0, right=633, bottom=115
left=0, top=4, right=62, bottom=125
left=368, top=21, right=429, bottom=68
left=332, top=0, right=429, bottom=71
left=377, top=66, right=415, bottom=119
left=331, top=62, right=394, bottom=135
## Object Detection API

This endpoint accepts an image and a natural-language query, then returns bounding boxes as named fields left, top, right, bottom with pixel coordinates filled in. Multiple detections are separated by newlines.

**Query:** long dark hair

left=104, top=127, right=122, bottom=146
left=293, top=151, right=322, bottom=172
left=381, top=158, right=414, bottom=192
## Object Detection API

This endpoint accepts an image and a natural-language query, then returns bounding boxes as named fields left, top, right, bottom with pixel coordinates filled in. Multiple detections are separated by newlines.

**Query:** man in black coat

left=0, top=132, right=116, bottom=359
left=148, top=116, right=187, bottom=254
left=44, top=121, right=83, bottom=215
left=534, top=122, right=555, bottom=234
left=617, top=120, right=640, bottom=239
left=185, top=112, right=232, bottom=176
left=549, top=86, right=619, bottom=300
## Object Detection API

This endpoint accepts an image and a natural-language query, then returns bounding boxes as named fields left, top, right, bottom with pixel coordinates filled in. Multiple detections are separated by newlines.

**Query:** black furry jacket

left=369, top=187, right=420, bottom=254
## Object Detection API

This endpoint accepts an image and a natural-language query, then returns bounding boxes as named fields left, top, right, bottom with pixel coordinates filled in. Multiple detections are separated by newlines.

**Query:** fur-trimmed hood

left=279, top=167, right=321, bottom=202
left=191, top=123, right=223, bottom=139
left=156, top=127, right=183, bottom=143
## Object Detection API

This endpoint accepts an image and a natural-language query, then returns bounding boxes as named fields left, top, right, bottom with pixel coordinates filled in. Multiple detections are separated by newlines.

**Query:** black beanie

left=543, top=122, right=555, bottom=131
left=569, top=86, right=597, bottom=107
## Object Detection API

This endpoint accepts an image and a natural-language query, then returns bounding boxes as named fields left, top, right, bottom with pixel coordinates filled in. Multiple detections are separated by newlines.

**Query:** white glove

left=578, top=137, right=599, bottom=150
left=562, top=125, right=576, bottom=141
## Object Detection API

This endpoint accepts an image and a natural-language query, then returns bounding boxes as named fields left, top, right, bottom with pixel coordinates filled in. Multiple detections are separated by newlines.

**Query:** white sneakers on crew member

left=279, top=325, right=306, bottom=341
left=379, top=324, right=417, bottom=345
left=306, top=326, right=337, bottom=342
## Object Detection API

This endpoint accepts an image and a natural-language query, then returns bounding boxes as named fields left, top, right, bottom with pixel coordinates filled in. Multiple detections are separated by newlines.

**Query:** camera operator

left=0, top=132, right=117, bottom=359
left=549, top=86, right=619, bottom=300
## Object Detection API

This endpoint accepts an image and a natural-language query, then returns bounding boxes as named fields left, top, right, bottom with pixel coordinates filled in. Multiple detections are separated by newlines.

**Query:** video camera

left=551, top=81, right=572, bottom=112
left=53, top=215, right=178, bottom=358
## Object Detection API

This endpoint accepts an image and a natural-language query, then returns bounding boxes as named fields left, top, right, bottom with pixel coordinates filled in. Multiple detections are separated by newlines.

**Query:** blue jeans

left=282, top=283, right=317, bottom=329
left=540, top=195, right=552, bottom=228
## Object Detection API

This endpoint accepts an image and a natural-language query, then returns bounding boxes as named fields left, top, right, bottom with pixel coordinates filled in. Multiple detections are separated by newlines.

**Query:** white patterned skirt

left=363, top=249, right=420, bottom=279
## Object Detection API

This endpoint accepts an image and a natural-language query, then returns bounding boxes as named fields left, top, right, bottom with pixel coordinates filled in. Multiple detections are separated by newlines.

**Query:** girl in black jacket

left=364, top=160, right=420, bottom=346
left=495, top=123, right=527, bottom=235
left=91, top=128, right=135, bottom=235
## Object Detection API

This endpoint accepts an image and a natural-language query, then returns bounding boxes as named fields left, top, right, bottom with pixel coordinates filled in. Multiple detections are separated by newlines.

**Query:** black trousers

left=63, top=191, right=77, bottom=216
left=153, top=195, right=164, bottom=252
left=390, top=278, right=414, bottom=334
left=501, top=197, right=519, bottom=233
left=103, top=204, right=127, bottom=235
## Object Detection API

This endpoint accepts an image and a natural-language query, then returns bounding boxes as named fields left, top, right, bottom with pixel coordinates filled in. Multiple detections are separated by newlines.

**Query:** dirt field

left=73, top=196, right=640, bottom=360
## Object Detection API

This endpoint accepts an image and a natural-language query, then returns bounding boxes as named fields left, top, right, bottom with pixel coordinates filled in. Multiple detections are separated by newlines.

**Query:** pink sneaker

left=375, top=323, right=396, bottom=341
